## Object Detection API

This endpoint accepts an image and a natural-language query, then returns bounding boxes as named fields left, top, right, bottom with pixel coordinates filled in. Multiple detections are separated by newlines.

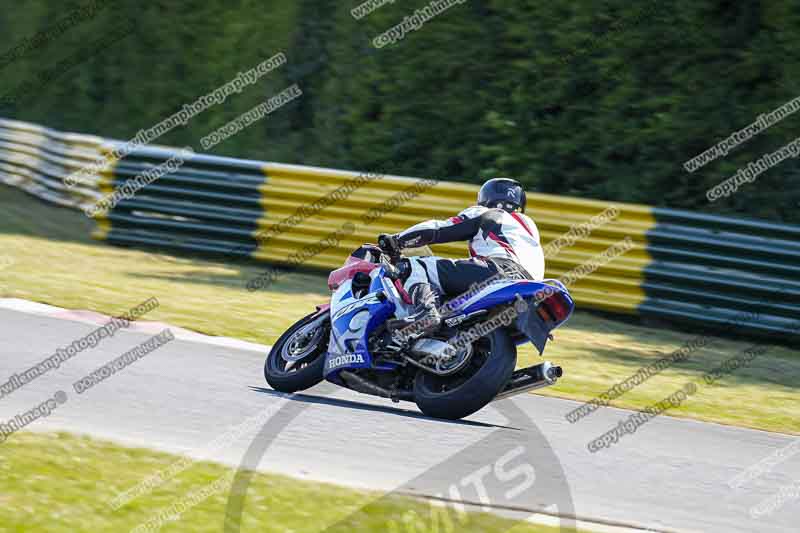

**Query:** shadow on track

left=249, top=386, right=522, bottom=431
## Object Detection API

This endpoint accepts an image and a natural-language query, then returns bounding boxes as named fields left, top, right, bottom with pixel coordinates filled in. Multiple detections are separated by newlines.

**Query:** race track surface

left=0, top=302, right=797, bottom=533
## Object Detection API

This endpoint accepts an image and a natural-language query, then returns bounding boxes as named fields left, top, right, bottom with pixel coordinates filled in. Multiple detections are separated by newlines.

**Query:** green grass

left=0, top=432, right=583, bottom=533
left=2, top=185, right=800, bottom=435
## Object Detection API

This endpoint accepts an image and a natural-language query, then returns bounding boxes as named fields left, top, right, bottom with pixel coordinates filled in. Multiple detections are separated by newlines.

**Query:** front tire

left=413, top=329, right=517, bottom=420
left=265, top=311, right=329, bottom=393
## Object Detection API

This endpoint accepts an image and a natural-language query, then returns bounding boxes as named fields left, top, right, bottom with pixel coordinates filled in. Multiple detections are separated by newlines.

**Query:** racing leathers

left=385, top=205, right=545, bottom=339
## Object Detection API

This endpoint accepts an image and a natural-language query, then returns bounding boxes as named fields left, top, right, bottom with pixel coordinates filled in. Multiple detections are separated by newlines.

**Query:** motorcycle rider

left=378, top=178, right=544, bottom=340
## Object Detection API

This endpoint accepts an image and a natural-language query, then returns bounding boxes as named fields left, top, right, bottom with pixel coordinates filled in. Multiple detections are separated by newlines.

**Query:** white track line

left=0, top=298, right=270, bottom=353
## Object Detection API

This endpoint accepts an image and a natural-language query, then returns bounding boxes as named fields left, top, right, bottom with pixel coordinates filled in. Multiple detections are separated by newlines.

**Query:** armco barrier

left=642, top=209, right=800, bottom=336
left=0, top=118, right=106, bottom=209
left=93, top=145, right=268, bottom=259
left=1, top=118, right=798, bottom=339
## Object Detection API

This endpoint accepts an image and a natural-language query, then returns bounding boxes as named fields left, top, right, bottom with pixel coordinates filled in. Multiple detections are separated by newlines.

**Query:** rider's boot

left=386, top=283, right=441, bottom=343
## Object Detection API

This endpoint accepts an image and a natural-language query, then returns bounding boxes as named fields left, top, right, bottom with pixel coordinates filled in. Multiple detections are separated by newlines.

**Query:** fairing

left=449, top=278, right=574, bottom=354
left=324, top=267, right=399, bottom=380
left=328, top=256, right=380, bottom=290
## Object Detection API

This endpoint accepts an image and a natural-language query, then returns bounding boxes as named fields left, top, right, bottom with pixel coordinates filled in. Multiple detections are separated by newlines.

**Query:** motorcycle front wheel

left=264, top=311, right=329, bottom=393
left=413, top=329, right=517, bottom=420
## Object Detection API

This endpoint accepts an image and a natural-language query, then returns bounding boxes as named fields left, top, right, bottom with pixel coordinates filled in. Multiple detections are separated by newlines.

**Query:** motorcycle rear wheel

left=413, top=329, right=517, bottom=420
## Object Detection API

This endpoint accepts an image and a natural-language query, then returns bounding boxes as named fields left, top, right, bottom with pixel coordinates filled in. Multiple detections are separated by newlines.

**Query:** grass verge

left=0, top=431, right=583, bottom=533
left=1, top=185, right=799, bottom=434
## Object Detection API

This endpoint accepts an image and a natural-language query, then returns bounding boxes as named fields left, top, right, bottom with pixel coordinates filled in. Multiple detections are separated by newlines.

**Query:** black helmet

left=477, top=178, right=526, bottom=213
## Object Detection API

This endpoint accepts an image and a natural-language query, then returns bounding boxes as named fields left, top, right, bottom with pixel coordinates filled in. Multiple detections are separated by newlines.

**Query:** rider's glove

left=378, top=234, right=401, bottom=256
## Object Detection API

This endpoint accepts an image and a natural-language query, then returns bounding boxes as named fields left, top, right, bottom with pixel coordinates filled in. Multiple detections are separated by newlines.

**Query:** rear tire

left=264, top=311, right=329, bottom=393
left=413, top=329, right=516, bottom=420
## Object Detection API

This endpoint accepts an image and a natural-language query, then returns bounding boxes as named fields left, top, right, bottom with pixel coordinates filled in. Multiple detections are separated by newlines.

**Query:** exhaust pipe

left=339, top=370, right=413, bottom=402
left=494, top=361, right=562, bottom=401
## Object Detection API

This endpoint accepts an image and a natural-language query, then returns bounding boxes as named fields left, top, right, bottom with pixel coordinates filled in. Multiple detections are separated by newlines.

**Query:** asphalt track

left=0, top=300, right=797, bottom=532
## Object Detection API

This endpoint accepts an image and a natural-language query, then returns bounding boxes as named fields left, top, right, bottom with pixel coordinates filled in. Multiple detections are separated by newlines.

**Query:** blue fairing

left=324, top=267, right=397, bottom=380
left=453, top=279, right=575, bottom=353
left=457, top=280, right=570, bottom=316
left=369, top=271, right=384, bottom=293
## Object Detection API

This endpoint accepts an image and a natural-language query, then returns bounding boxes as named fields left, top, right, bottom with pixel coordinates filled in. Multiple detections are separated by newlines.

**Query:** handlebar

left=378, top=234, right=402, bottom=265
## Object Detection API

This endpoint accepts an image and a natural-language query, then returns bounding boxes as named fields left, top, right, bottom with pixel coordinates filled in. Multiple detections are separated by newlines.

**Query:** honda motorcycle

left=264, top=242, right=573, bottom=420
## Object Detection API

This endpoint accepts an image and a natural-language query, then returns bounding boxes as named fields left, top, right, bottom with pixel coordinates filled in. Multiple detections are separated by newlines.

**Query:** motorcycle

left=264, top=242, right=574, bottom=420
